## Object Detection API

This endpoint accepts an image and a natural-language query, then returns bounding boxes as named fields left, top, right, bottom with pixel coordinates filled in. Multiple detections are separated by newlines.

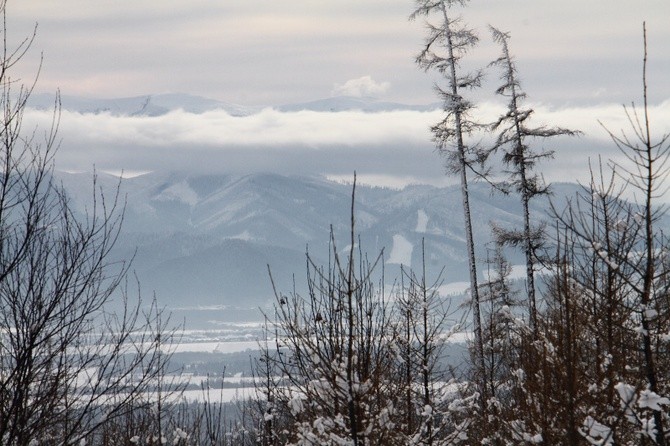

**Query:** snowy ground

left=172, top=331, right=469, bottom=355
left=172, top=340, right=262, bottom=354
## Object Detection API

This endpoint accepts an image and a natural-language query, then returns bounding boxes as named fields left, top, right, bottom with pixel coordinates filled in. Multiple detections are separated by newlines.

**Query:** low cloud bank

left=22, top=100, right=670, bottom=188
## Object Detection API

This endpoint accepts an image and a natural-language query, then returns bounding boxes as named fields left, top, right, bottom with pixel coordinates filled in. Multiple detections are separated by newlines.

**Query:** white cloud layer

left=22, top=99, right=670, bottom=188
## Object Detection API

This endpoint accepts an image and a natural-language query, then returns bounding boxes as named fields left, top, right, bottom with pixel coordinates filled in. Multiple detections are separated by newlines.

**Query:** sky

left=9, top=1, right=670, bottom=188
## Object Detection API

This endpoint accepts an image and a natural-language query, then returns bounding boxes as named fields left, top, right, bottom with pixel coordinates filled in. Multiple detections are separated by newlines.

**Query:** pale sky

left=9, top=1, right=670, bottom=187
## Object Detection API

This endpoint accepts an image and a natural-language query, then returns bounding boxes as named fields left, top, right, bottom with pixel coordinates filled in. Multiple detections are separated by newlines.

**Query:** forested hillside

left=56, top=171, right=587, bottom=311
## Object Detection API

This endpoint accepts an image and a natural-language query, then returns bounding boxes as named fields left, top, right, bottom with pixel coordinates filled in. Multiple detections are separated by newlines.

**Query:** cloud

left=21, top=106, right=445, bottom=182
left=30, top=107, right=438, bottom=148
left=331, top=76, right=391, bottom=98
left=20, top=99, right=670, bottom=191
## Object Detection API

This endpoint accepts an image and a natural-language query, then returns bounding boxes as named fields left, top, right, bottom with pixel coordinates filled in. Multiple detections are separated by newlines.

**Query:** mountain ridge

left=28, top=92, right=440, bottom=116
left=56, top=171, right=591, bottom=324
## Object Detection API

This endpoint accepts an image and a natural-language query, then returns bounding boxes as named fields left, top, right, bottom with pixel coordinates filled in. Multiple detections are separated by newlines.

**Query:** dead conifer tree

left=410, top=0, right=488, bottom=406
left=488, top=26, right=579, bottom=331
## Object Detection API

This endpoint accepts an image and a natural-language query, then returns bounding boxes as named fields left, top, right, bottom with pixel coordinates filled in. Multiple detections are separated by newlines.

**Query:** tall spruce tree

left=488, top=26, right=578, bottom=331
left=410, top=0, right=488, bottom=405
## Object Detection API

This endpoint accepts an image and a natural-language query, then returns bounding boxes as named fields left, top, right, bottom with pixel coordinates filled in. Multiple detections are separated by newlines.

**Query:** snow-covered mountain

left=28, top=93, right=260, bottom=116
left=57, top=171, right=582, bottom=322
left=276, top=96, right=440, bottom=113
left=28, top=93, right=439, bottom=116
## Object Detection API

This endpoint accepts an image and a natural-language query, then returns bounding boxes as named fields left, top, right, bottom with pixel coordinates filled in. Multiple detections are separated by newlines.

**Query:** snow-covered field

left=179, top=386, right=257, bottom=403
left=172, top=340, right=262, bottom=354
left=387, top=234, right=414, bottom=265
left=172, top=328, right=469, bottom=355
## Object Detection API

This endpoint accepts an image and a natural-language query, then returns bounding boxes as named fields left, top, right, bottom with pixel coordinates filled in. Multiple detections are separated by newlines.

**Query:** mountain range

left=26, top=92, right=622, bottom=328
left=56, top=170, right=589, bottom=326
left=28, top=92, right=440, bottom=116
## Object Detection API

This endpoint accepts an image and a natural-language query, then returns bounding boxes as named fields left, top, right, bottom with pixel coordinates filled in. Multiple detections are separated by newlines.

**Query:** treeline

left=1, top=0, right=669, bottom=444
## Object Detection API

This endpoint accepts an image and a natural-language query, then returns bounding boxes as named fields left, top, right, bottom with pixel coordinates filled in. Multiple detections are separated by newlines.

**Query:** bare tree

left=0, top=2, right=174, bottom=444
left=542, top=23, right=670, bottom=445
left=254, top=313, right=290, bottom=446
left=602, top=23, right=669, bottom=445
left=572, top=24, right=670, bottom=445
left=260, top=177, right=408, bottom=445
left=395, top=241, right=457, bottom=445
